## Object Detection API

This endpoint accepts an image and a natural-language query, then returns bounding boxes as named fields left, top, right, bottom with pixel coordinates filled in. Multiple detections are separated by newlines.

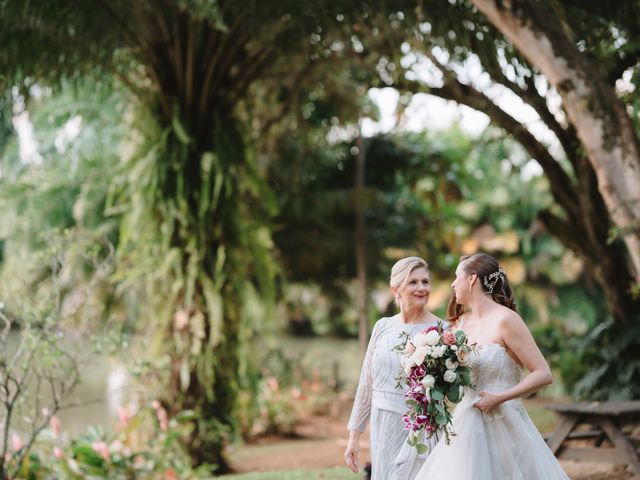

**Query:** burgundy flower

left=421, top=325, right=439, bottom=335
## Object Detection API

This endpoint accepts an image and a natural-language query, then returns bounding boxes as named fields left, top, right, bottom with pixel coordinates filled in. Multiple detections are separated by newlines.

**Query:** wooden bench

left=545, top=400, right=640, bottom=475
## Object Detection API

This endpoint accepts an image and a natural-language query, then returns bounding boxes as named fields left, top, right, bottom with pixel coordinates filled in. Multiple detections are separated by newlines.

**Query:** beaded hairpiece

left=482, top=266, right=506, bottom=295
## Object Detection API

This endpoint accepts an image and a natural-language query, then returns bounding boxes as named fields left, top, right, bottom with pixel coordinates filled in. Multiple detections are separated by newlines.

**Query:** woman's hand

left=473, top=390, right=504, bottom=412
left=344, top=438, right=360, bottom=473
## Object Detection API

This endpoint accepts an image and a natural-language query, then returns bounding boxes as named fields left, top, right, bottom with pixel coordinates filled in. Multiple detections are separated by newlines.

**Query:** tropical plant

left=0, top=0, right=417, bottom=470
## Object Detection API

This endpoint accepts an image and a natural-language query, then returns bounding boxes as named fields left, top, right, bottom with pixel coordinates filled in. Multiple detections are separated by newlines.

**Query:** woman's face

left=451, top=262, right=474, bottom=304
left=396, top=267, right=431, bottom=309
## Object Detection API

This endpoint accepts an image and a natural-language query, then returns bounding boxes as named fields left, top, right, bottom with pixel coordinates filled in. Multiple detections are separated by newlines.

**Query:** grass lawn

left=218, top=467, right=358, bottom=479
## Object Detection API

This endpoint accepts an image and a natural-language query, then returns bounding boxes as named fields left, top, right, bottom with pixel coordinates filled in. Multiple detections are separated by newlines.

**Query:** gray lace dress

left=347, top=315, right=438, bottom=480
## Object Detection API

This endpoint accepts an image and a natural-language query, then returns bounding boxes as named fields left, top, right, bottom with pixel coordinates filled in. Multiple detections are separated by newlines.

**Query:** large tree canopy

left=341, top=0, right=640, bottom=323
left=0, top=0, right=412, bottom=471
left=2, top=2, right=639, bottom=472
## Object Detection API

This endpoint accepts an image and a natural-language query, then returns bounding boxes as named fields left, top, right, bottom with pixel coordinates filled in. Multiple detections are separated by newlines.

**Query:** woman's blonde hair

left=390, top=256, right=430, bottom=291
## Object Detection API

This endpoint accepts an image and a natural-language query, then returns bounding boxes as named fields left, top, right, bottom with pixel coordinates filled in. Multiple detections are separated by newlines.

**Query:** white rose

left=451, top=345, right=458, bottom=351
left=445, top=358, right=459, bottom=371
left=403, top=357, right=416, bottom=374
left=421, top=374, right=435, bottom=389
left=404, top=341, right=416, bottom=356
left=413, top=333, right=429, bottom=347
left=424, top=330, right=440, bottom=346
left=443, top=370, right=457, bottom=383
left=410, top=346, right=428, bottom=366
left=431, top=345, right=446, bottom=358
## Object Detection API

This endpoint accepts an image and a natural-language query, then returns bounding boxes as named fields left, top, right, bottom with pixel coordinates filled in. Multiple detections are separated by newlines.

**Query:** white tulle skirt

left=415, top=397, right=570, bottom=479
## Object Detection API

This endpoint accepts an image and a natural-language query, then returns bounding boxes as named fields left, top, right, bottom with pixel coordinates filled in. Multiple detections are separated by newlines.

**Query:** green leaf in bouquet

left=431, top=389, right=444, bottom=401
left=436, top=412, right=447, bottom=425
left=455, top=330, right=467, bottom=342
left=427, top=402, right=436, bottom=414
left=459, top=368, right=472, bottom=385
left=446, top=385, right=460, bottom=402
left=415, top=443, right=429, bottom=455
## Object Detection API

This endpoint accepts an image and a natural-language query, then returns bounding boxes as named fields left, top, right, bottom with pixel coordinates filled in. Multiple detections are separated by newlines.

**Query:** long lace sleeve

left=347, top=319, right=384, bottom=432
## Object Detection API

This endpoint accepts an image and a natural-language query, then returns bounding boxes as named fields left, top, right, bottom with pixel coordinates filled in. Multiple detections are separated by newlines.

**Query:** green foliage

left=0, top=83, right=125, bottom=329
left=1, top=6, right=636, bottom=473
left=102, top=92, right=281, bottom=468
left=570, top=315, right=640, bottom=400
left=10, top=406, right=216, bottom=479
left=235, top=346, right=339, bottom=439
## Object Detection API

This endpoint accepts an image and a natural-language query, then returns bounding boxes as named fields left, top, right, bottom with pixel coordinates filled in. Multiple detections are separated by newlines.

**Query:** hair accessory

left=482, top=266, right=506, bottom=295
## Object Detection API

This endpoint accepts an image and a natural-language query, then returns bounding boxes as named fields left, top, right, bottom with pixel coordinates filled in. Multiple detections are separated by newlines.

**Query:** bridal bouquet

left=394, top=322, right=475, bottom=452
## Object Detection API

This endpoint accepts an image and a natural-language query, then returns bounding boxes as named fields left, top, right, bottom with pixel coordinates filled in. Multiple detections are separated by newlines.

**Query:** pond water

left=7, top=330, right=563, bottom=436
left=6, top=331, right=363, bottom=436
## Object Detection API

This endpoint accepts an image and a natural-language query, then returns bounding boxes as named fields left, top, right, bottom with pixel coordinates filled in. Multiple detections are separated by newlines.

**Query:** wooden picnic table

left=545, top=400, right=640, bottom=475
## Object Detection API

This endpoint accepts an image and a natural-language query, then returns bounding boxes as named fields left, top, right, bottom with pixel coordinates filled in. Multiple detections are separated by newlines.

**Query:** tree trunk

left=470, top=0, right=640, bottom=281
left=355, top=129, right=368, bottom=355
left=132, top=9, right=278, bottom=472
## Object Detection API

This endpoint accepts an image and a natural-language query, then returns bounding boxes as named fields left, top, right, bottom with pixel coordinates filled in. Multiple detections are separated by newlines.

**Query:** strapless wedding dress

left=415, top=343, right=570, bottom=479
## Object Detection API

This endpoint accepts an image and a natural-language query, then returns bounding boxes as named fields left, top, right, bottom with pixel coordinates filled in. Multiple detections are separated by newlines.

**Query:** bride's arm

left=474, top=312, right=552, bottom=412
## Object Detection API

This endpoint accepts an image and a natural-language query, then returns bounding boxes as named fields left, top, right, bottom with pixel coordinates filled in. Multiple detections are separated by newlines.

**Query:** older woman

left=345, top=257, right=442, bottom=480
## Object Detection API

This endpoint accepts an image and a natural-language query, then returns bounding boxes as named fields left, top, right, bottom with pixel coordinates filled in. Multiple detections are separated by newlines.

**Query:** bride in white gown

left=345, top=257, right=441, bottom=480
left=416, top=253, right=570, bottom=480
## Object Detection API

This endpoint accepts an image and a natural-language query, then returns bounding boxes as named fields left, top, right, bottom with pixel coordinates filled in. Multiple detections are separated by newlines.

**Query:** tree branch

left=395, top=70, right=581, bottom=221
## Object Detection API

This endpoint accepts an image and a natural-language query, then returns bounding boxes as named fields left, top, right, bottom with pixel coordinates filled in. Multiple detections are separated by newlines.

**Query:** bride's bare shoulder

left=496, top=308, right=527, bottom=335
left=448, top=313, right=467, bottom=330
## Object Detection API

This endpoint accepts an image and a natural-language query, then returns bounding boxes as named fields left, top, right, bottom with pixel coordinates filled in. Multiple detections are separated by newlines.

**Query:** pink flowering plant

left=394, top=321, right=475, bottom=453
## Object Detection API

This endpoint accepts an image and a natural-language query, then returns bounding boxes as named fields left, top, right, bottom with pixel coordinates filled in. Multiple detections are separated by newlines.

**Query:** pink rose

left=421, top=325, right=439, bottom=335
left=53, top=447, right=65, bottom=459
left=456, top=348, right=470, bottom=365
left=442, top=330, right=456, bottom=345
left=405, top=341, right=416, bottom=355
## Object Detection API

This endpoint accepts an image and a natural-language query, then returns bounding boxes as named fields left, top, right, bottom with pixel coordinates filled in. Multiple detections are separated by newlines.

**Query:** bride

left=415, top=252, right=570, bottom=479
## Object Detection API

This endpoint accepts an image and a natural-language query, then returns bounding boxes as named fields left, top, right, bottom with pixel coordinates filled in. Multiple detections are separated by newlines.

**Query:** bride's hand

left=344, top=439, right=360, bottom=473
left=474, top=391, right=504, bottom=412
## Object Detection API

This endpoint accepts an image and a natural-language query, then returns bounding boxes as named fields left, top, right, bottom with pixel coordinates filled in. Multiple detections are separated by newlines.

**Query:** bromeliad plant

left=394, top=322, right=475, bottom=453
